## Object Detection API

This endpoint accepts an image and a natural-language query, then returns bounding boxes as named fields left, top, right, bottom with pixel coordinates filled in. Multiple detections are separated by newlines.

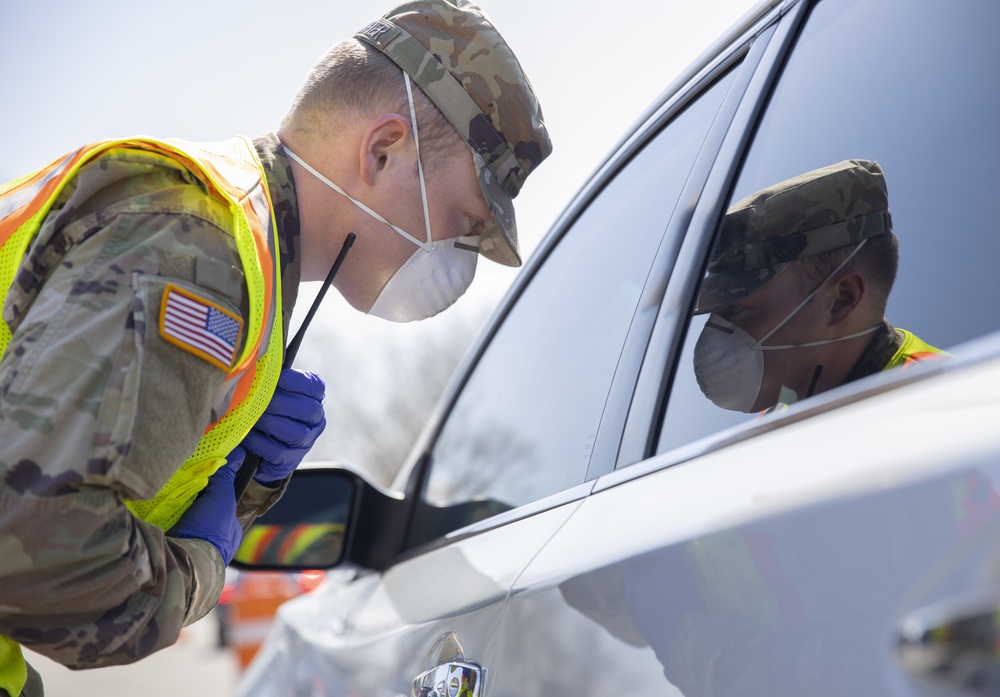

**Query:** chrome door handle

left=412, top=632, right=487, bottom=697
left=411, top=660, right=486, bottom=697
left=898, top=584, right=1000, bottom=693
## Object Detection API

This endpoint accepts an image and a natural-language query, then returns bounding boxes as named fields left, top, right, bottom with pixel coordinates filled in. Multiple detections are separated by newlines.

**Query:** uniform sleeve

left=238, top=479, right=289, bottom=532
left=0, top=165, right=251, bottom=668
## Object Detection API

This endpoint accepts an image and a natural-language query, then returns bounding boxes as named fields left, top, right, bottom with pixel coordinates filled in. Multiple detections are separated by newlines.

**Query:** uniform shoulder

left=63, top=146, right=234, bottom=233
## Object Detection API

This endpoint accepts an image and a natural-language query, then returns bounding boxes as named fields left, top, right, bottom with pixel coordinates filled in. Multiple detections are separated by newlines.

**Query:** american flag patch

left=159, top=283, right=243, bottom=371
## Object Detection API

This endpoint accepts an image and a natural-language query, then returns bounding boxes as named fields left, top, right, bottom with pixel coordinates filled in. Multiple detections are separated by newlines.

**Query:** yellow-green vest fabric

left=885, top=328, right=945, bottom=369
left=0, top=136, right=284, bottom=696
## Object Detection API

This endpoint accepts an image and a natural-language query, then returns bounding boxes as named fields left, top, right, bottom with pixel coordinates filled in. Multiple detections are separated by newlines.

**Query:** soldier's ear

left=828, top=271, right=866, bottom=325
left=359, top=114, right=411, bottom=185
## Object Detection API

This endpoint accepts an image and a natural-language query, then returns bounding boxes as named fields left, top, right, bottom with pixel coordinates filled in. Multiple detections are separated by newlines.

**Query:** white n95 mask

left=693, top=240, right=879, bottom=412
left=283, top=71, right=480, bottom=323
left=694, top=314, right=766, bottom=412
left=368, top=234, right=479, bottom=322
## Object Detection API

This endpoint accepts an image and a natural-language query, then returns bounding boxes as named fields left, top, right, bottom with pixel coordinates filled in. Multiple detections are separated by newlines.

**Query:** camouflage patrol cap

left=694, top=159, right=893, bottom=314
left=356, top=0, right=552, bottom=267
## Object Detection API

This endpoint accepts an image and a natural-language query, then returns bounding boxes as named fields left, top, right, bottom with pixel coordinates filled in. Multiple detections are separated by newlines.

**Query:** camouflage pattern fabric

left=357, top=0, right=553, bottom=267
left=696, top=159, right=892, bottom=314
left=0, top=134, right=299, bottom=680
left=843, top=320, right=946, bottom=384
left=842, top=320, right=902, bottom=383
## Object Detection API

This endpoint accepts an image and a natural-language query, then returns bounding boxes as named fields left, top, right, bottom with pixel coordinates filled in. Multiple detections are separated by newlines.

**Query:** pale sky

left=1, top=0, right=761, bottom=466
left=1, top=0, right=759, bottom=287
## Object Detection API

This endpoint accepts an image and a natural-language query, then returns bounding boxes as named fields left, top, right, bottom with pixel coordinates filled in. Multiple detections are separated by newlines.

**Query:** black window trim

left=614, top=0, right=813, bottom=471
left=583, top=46, right=761, bottom=483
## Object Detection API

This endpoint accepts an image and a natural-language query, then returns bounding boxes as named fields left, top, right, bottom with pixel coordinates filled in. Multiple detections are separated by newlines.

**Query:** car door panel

left=496, top=354, right=1000, bottom=696
left=240, top=497, right=585, bottom=697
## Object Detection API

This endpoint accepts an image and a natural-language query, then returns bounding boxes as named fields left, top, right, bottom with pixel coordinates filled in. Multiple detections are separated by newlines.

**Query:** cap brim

left=473, top=150, right=521, bottom=267
left=693, top=263, right=787, bottom=315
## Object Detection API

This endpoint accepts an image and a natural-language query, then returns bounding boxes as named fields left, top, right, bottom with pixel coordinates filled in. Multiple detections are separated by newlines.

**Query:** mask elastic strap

left=754, top=238, right=869, bottom=350
left=404, top=72, right=434, bottom=252
left=759, top=323, right=881, bottom=350
left=282, top=145, right=432, bottom=252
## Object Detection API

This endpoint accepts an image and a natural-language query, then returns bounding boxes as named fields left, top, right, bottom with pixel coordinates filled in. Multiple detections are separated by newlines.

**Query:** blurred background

left=3, top=0, right=757, bottom=691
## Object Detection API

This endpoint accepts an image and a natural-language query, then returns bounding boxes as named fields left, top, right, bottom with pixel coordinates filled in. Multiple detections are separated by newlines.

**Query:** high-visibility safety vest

left=0, top=136, right=284, bottom=696
left=885, top=328, right=944, bottom=369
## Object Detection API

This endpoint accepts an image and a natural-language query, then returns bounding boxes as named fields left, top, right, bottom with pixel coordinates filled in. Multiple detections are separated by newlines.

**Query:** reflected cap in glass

left=695, top=158, right=893, bottom=314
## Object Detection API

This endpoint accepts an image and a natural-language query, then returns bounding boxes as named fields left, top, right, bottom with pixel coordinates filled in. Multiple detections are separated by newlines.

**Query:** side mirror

left=231, top=465, right=408, bottom=572
left=231, top=468, right=353, bottom=571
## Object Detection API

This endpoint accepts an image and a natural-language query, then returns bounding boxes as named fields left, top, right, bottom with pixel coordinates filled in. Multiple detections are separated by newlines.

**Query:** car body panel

left=500, top=349, right=1000, bottom=696
left=239, top=498, right=585, bottom=696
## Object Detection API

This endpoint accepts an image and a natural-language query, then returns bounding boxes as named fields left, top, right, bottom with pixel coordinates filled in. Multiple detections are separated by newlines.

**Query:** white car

left=234, top=0, right=1000, bottom=694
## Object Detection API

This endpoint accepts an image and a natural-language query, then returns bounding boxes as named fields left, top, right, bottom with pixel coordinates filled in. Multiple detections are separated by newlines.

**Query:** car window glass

left=659, top=0, right=1000, bottom=453
left=424, top=71, right=738, bottom=522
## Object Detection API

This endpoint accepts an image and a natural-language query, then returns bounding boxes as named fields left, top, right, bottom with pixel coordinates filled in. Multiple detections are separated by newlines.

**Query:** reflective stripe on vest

left=117, top=138, right=284, bottom=531
left=0, top=136, right=283, bottom=526
left=0, top=137, right=284, bottom=692
left=0, top=637, right=26, bottom=697
left=883, top=329, right=946, bottom=371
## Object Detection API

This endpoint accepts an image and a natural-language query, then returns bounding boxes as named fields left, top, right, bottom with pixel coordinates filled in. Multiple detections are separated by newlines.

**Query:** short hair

left=795, top=232, right=900, bottom=312
left=283, top=39, right=465, bottom=174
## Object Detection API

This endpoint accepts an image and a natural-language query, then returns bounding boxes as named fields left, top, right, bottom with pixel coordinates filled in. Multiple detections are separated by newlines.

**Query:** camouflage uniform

left=695, top=159, right=894, bottom=315
left=0, top=133, right=300, bottom=689
left=843, top=320, right=945, bottom=381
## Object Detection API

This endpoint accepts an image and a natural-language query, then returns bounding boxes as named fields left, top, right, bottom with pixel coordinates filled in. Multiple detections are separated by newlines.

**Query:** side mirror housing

left=231, top=465, right=408, bottom=572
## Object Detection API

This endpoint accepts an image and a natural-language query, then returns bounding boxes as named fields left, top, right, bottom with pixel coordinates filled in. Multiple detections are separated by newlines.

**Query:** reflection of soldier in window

left=693, top=159, right=944, bottom=413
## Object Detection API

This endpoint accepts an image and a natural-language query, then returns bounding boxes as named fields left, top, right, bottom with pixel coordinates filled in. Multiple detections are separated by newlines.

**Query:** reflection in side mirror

left=231, top=468, right=355, bottom=572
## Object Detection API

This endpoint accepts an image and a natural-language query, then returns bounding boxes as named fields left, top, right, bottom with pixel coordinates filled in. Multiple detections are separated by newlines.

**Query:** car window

left=420, top=71, right=739, bottom=529
left=659, top=0, right=1000, bottom=453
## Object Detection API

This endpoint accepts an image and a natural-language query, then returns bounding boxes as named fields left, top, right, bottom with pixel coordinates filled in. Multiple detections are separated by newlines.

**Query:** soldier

left=692, top=159, right=941, bottom=414
left=0, top=0, right=551, bottom=694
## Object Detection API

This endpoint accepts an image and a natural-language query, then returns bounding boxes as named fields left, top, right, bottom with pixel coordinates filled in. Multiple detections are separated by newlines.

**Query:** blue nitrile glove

left=167, top=447, right=245, bottom=565
left=243, top=369, right=326, bottom=485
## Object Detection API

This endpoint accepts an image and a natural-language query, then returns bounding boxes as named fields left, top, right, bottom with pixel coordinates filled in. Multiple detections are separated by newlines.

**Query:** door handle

left=897, top=584, right=1000, bottom=693
left=411, top=660, right=486, bottom=697
left=411, top=632, right=486, bottom=697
